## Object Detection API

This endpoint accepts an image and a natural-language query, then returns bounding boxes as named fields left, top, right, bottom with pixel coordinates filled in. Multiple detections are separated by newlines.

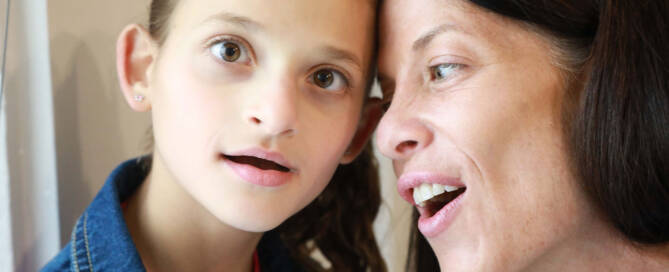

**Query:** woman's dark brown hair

left=146, top=1, right=387, bottom=271
left=407, top=0, right=669, bottom=270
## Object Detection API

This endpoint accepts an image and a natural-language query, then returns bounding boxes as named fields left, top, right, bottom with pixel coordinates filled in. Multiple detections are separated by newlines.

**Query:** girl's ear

left=116, top=24, right=158, bottom=112
left=340, top=97, right=384, bottom=164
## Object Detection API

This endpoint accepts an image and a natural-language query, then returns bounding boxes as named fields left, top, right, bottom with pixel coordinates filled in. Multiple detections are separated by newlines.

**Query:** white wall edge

left=4, top=0, right=61, bottom=270
left=1, top=72, right=15, bottom=272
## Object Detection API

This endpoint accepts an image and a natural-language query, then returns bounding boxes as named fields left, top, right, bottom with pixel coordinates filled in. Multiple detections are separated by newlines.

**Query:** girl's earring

left=134, top=94, right=145, bottom=102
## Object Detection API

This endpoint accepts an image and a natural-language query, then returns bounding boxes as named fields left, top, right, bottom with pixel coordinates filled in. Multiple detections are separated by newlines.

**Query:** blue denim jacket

left=42, top=158, right=303, bottom=272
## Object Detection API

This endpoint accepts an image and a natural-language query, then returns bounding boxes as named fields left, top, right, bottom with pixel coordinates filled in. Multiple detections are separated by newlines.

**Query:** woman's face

left=376, top=0, right=599, bottom=270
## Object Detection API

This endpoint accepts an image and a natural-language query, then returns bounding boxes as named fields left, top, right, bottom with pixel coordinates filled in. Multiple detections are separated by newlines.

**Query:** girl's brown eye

left=220, top=42, right=241, bottom=62
left=210, top=39, right=250, bottom=64
left=313, top=69, right=335, bottom=88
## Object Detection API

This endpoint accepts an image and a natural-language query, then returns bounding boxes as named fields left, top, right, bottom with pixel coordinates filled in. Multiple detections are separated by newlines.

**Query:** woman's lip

left=396, top=172, right=464, bottom=206
left=222, top=156, right=293, bottom=187
left=417, top=190, right=465, bottom=237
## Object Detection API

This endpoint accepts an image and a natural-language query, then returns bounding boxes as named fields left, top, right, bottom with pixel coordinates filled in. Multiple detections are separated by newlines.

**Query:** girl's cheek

left=190, top=53, right=253, bottom=84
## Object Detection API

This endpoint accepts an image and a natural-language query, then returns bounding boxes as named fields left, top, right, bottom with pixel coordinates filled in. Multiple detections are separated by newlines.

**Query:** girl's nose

left=244, top=81, right=298, bottom=137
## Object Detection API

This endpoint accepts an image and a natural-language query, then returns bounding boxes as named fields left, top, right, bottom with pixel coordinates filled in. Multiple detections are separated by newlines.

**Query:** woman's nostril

left=250, top=117, right=261, bottom=124
left=396, top=140, right=418, bottom=153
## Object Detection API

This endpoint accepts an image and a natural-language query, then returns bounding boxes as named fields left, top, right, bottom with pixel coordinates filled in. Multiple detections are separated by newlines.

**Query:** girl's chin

left=210, top=208, right=291, bottom=233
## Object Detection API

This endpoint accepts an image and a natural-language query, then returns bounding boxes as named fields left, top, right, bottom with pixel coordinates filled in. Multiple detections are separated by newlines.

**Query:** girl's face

left=133, top=0, right=375, bottom=232
left=376, top=0, right=600, bottom=270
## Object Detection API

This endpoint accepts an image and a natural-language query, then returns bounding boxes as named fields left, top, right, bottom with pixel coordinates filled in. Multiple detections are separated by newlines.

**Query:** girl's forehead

left=172, top=0, right=374, bottom=35
left=169, top=0, right=375, bottom=56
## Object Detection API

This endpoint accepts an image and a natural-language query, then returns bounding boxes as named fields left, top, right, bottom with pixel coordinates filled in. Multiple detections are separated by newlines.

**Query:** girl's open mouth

left=219, top=149, right=295, bottom=187
left=223, top=155, right=290, bottom=172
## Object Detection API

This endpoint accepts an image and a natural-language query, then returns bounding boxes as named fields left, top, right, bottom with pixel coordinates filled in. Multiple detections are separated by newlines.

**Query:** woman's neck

left=525, top=219, right=669, bottom=272
left=123, top=154, right=263, bottom=272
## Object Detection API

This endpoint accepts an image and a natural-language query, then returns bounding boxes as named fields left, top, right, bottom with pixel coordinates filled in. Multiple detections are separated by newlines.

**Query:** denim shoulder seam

left=70, top=216, right=81, bottom=272
left=83, top=212, right=94, bottom=272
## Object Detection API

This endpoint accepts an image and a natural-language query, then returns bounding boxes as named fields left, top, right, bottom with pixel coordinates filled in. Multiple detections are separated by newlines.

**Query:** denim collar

left=68, top=157, right=149, bottom=271
left=60, top=157, right=302, bottom=272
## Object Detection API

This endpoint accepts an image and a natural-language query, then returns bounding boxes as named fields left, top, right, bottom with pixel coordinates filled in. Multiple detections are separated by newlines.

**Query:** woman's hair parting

left=146, top=1, right=387, bottom=271
left=407, top=0, right=669, bottom=270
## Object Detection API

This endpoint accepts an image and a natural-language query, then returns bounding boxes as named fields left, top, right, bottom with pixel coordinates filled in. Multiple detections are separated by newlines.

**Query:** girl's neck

left=123, top=154, right=263, bottom=272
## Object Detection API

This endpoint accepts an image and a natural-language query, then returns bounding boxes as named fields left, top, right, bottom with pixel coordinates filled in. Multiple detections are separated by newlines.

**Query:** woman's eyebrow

left=412, top=24, right=467, bottom=52
left=201, top=11, right=265, bottom=32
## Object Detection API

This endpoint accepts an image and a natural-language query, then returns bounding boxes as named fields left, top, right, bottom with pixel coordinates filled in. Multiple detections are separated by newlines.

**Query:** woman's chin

left=427, top=231, right=485, bottom=271
left=431, top=248, right=478, bottom=272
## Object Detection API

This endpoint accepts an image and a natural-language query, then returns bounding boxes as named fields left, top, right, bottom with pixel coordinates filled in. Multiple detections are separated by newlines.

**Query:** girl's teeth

left=413, top=183, right=457, bottom=207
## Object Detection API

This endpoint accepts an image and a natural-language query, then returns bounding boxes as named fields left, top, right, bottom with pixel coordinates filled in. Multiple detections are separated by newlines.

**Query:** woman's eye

left=209, top=40, right=248, bottom=63
left=311, top=69, right=347, bottom=91
left=429, top=63, right=462, bottom=81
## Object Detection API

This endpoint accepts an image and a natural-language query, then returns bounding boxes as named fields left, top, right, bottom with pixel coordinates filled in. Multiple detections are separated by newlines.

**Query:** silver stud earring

left=134, top=95, right=145, bottom=102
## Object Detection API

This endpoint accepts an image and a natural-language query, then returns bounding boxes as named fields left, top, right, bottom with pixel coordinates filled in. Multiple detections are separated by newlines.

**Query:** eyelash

left=205, top=36, right=352, bottom=92
left=206, top=36, right=253, bottom=65
left=308, top=67, right=351, bottom=92
left=428, top=63, right=464, bottom=82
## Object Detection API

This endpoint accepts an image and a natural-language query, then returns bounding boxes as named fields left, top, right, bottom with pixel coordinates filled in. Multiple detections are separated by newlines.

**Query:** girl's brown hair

left=147, top=1, right=387, bottom=271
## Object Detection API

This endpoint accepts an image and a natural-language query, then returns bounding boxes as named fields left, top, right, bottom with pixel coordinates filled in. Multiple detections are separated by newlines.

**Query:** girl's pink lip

left=221, top=148, right=296, bottom=187
left=222, top=158, right=293, bottom=187
left=224, top=148, right=296, bottom=171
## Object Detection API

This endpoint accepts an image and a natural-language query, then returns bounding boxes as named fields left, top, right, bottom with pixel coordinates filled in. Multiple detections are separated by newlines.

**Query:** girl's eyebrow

left=201, top=11, right=265, bottom=32
left=320, top=45, right=362, bottom=71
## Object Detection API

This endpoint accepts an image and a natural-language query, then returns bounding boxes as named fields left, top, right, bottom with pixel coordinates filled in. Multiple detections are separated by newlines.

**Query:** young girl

left=43, top=0, right=386, bottom=271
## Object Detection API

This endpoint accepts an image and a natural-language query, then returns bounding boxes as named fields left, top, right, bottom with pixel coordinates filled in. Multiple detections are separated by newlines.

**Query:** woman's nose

left=375, top=96, right=433, bottom=160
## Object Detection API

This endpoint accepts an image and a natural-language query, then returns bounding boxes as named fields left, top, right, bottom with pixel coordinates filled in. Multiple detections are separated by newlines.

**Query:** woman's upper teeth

left=413, top=183, right=460, bottom=207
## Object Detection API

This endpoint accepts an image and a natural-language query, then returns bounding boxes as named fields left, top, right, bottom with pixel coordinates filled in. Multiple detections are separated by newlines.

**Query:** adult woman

left=374, top=0, right=668, bottom=271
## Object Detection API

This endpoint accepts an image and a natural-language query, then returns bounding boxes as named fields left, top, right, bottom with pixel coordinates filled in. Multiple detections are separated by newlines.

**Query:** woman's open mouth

left=413, top=183, right=466, bottom=217
left=219, top=149, right=295, bottom=187
left=398, top=173, right=467, bottom=237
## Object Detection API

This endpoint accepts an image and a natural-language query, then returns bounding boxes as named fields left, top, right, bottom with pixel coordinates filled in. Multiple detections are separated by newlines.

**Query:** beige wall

left=48, top=0, right=152, bottom=245
left=48, top=1, right=410, bottom=270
